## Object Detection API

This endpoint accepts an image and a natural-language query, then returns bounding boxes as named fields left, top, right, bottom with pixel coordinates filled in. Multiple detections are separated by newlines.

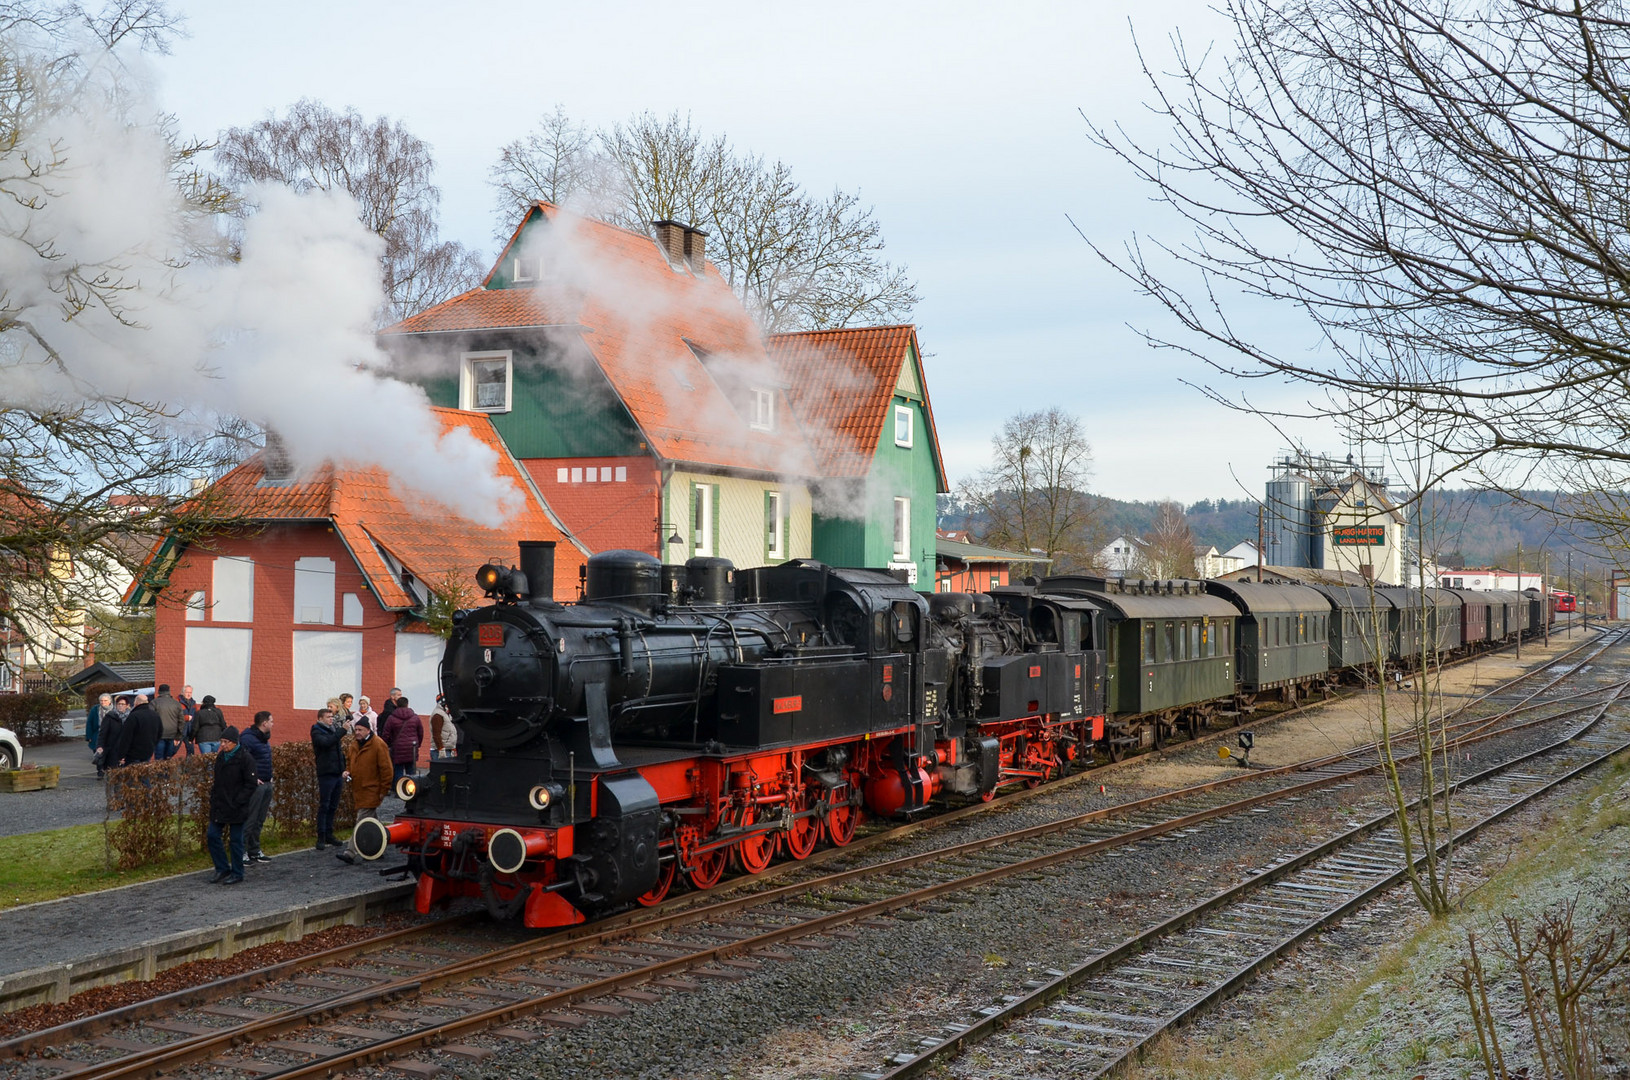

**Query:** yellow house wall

left=662, top=470, right=812, bottom=568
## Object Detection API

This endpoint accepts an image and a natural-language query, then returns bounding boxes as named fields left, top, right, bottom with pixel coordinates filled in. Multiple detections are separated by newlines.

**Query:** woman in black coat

left=206, top=727, right=257, bottom=884
left=192, top=696, right=226, bottom=752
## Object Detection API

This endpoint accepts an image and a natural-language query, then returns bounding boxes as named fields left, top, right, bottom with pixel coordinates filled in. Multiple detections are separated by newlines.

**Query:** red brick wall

left=154, top=525, right=405, bottom=746
left=522, top=456, right=659, bottom=563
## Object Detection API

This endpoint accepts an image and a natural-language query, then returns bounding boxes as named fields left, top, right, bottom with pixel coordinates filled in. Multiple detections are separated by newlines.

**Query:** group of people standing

left=200, top=689, right=457, bottom=883
left=86, top=685, right=227, bottom=779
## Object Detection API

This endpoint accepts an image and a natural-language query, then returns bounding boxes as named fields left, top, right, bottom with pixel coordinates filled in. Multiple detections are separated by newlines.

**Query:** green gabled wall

left=809, top=339, right=945, bottom=590
left=415, top=338, right=645, bottom=459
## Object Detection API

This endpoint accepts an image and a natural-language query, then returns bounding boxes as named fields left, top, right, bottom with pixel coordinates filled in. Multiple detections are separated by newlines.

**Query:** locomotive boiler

left=356, top=542, right=1106, bottom=929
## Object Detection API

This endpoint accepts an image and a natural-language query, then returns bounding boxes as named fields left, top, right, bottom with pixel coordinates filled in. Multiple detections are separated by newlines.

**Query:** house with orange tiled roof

left=128, top=408, right=586, bottom=741
left=379, top=204, right=817, bottom=571
left=767, top=326, right=947, bottom=587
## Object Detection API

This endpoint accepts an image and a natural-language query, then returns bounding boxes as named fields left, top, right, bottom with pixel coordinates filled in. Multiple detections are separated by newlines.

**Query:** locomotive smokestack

left=518, top=540, right=555, bottom=601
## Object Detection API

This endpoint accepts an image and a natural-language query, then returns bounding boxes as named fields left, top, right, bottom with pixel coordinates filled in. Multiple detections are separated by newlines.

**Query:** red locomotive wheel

left=733, top=806, right=777, bottom=874
left=636, top=854, right=676, bottom=907
left=686, top=849, right=727, bottom=890
left=736, top=831, right=777, bottom=874
left=824, top=801, right=859, bottom=846
left=784, top=806, right=821, bottom=860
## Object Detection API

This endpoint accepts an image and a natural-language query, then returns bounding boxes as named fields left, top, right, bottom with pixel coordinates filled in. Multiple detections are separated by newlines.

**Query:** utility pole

left=1515, top=542, right=1522, bottom=661
left=1256, top=504, right=1263, bottom=583
left=1567, top=551, right=1573, bottom=638
left=1543, top=552, right=1549, bottom=646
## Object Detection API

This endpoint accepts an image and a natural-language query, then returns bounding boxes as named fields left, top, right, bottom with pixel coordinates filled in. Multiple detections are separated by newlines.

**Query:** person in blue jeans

left=205, top=727, right=256, bottom=884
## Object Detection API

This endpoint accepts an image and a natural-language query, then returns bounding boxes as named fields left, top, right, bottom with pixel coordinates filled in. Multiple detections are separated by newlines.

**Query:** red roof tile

left=768, top=325, right=948, bottom=489
left=381, top=204, right=815, bottom=478
left=199, top=409, right=585, bottom=608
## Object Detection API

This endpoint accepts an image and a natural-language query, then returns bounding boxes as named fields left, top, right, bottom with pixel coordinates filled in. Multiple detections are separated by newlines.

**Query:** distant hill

left=940, top=489, right=1608, bottom=569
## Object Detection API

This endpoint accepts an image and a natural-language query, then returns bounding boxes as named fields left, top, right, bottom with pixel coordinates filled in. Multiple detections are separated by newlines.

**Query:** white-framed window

left=765, top=490, right=785, bottom=559
left=186, top=591, right=206, bottom=621
left=293, top=556, right=336, bottom=624
left=460, top=351, right=513, bottom=413
left=512, top=256, right=541, bottom=283
left=693, top=482, right=717, bottom=557
left=894, top=405, right=914, bottom=448
left=749, top=388, right=775, bottom=431
left=893, top=496, right=911, bottom=560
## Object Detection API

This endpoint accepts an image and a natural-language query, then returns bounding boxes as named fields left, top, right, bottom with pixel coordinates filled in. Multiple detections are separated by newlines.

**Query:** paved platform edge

left=0, top=883, right=415, bottom=1014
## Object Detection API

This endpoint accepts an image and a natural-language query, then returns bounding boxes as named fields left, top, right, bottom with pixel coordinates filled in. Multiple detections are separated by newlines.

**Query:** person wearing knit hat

left=205, top=726, right=256, bottom=884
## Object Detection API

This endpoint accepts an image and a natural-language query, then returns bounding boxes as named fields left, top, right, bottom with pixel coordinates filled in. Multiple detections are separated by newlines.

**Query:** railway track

left=865, top=668, right=1630, bottom=1076
left=2, top=627, right=1618, bottom=1079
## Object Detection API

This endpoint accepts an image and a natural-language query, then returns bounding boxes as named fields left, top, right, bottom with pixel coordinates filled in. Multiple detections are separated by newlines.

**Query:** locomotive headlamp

left=395, top=776, right=418, bottom=802
left=476, top=563, right=504, bottom=591
left=528, top=783, right=566, bottom=811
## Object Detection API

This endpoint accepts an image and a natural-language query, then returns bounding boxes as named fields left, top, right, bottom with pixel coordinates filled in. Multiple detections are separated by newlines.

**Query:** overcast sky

left=158, top=0, right=1328, bottom=509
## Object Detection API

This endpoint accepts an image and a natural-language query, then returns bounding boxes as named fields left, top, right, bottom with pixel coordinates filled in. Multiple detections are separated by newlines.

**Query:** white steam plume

left=0, top=50, right=521, bottom=525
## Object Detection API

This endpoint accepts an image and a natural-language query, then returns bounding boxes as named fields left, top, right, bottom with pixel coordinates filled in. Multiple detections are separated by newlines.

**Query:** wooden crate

left=0, top=766, right=60, bottom=792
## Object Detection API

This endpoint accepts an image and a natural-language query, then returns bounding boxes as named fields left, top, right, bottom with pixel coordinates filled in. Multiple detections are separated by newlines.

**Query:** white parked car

left=0, top=726, right=21, bottom=770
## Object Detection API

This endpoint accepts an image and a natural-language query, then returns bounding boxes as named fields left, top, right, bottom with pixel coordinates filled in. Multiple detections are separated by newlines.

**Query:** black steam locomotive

left=354, top=542, right=1104, bottom=928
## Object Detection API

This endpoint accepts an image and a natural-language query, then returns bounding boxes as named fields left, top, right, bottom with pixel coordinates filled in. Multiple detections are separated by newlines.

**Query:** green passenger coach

left=1040, top=577, right=1237, bottom=757
left=1202, top=579, right=1331, bottom=701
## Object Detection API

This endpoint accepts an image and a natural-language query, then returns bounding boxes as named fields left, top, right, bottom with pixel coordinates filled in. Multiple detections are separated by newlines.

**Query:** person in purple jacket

left=380, top=694, right=423, bottom=782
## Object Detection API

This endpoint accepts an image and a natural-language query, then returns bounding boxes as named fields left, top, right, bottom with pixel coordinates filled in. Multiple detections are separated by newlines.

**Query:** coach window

left=1189, top=621, right=1200, bottom=659
left=1142, top=623, right=1156, bottom=664
left=1164, top=621, right=1176, bottom=661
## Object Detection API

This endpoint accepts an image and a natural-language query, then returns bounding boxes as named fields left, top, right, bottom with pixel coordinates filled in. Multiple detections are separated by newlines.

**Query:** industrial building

left=1261, top=452, right=1406, bottom=585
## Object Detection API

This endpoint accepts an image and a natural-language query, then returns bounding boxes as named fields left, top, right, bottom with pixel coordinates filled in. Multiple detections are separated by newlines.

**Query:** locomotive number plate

left=478, top=624, right=505, bottom=647
left=1028, top=665, right=1042, bottom=678
left=772, top=695, right=803, bottom=714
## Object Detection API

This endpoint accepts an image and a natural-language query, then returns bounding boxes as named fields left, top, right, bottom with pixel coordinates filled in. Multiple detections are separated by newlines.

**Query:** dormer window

left=894, top=405, right=914, bottom=448
left=749, top=388, right=775, bottom=431
left=512, top=256, right=542, bottom=283
left=461, top=352, right=512, bottom=412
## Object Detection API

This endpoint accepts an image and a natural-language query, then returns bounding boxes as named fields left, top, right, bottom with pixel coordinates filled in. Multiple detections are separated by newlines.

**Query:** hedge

left=104, top=740, right=360, bottom=870
left=0, top=692, right=70, bottom=745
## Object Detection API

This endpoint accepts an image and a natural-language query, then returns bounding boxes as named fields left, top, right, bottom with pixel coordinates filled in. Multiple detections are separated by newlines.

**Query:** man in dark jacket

left=111, top=694, right=161, bottom=767
left=206, top=727, right=256, bottom=884
left=237, top=712, right=275, bottom=863
left=85, top=693, right=108, bottom=757
left=153, top=685, right=185, bottom=760
left=309, top=707, right=346, bottom=850
left=96, top=696, right=129, bottom=779
left=380, top=695, right=423, bottom=781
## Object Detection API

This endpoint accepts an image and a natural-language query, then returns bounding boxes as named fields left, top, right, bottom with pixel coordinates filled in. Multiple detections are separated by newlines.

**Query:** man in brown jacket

left=337, top=718, right=394, bottom=865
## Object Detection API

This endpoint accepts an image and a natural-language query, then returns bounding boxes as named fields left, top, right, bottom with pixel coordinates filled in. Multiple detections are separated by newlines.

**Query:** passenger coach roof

left=1304, top=584, right=1400, bottom=612
left=1204, top=579, right=1329, bottom=614
left=1037, top=576, right=1238, bottom=620
left=1062, top=591, right=1238, bottom=620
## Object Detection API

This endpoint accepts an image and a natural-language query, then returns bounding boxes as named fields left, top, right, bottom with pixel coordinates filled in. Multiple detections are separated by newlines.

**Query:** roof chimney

left=651, top=220, right=687, bottom=269
left=262, top=431, right=293, bottom=481
left=682, top=226, right=707, bottom=275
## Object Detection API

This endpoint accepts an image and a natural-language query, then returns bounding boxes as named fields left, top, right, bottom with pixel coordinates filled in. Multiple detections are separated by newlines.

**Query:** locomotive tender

left=357, top=544, right=1555, bottom=930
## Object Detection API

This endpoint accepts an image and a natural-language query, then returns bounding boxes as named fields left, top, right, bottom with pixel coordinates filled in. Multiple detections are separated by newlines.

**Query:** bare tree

left=0, top=1, right=253, bottom=682
left=1089, top=0, right=1630, bottom=513
left=1140, top=500, right=1199, bottom=577
left=217, top=100, right=483, bottom=324
left=487, top=104, right=606, bottom=239
left=488, top=108, right=919, bottom=332
left=962, top=408, right=1101, bottom=572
